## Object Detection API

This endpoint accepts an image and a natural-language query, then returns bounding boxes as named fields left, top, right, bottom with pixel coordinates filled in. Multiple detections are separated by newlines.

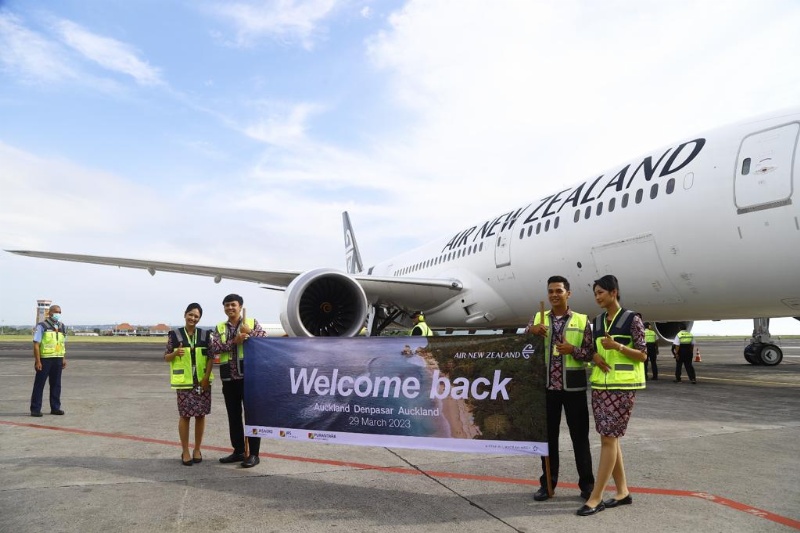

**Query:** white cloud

left=0, top=12, right=77, bottom=83
left=209, top=0, right=338, bottom=49
left=55, top=19, right=163, bottom=87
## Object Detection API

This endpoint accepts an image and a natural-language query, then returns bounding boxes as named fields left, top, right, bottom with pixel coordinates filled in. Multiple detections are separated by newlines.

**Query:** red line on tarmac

left=3, top=419, right=799, bottom=530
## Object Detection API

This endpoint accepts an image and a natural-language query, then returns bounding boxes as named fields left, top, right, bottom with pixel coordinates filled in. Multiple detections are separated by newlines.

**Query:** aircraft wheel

left=759, top=344, right=783, bottom=366
left=743, top=344, right=761, bottom=365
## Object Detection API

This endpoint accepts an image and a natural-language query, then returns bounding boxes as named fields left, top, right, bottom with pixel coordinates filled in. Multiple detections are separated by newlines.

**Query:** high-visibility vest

left=645, top=329, right=657, bottom=344
left=37, top=321, right=66, bottom=358
left=675, top=330, right=694, bottom=358
left=169, top=328, right=213, bottom=389
left=533, top=311, right=589, bottom=391
left=410, top=321, right=433, bottom=336
left=591, top=309, right=645, bottom=390
left=216, top=318, right=255, bottom=380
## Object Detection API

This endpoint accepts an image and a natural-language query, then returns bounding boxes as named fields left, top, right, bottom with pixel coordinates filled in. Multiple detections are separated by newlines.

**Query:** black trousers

left=221, top=378, right=260, bottom=456
left=30, top=357, right=63, bottom=413
left=675, top=353, right=696, bottom=381
left=645, top=344, right=659, bottom=379
left=538, top=389, right=594, bottom=493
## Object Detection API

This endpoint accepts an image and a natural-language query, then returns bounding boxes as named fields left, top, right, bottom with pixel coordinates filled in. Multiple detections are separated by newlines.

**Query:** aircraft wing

left=354, top=275, right=463, bottom=312
left=6, top=250, right=464, bottom=311
left=6, top=250, right=301, bottom=288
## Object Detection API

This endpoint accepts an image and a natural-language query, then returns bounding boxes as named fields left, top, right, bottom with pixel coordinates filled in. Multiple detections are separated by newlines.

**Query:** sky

left=1, top=0, right=799, bottom=335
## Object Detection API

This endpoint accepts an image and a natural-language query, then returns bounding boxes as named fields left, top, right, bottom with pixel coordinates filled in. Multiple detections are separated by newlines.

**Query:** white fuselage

left=370, top=108, right=800, bottom=328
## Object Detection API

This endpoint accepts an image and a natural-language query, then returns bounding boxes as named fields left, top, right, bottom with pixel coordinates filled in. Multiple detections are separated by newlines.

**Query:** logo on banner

left=522, top=344, right=534, bottom=359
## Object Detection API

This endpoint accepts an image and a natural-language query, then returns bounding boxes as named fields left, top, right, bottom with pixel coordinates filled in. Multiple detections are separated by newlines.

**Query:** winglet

left=342, top=211, right=364, bottom=274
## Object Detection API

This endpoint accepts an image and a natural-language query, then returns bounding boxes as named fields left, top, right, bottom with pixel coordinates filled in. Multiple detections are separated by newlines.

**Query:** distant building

left=113, top=323, right=136, bottom=336
left=149, top=324, right=170, bottom=336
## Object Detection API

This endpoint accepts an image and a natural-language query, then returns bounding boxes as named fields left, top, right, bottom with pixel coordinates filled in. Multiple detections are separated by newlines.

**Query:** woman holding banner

left=164, top=303, right=213, bottom=466
left=577, top=275, right=647, bottom=516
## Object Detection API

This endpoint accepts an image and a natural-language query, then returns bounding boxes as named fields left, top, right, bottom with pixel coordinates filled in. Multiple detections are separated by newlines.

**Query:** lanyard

left=603, top=307, right=623, bottom=335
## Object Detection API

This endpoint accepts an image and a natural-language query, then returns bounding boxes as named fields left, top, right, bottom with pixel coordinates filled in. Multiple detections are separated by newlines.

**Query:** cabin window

left=544, top=219, right=551, bottom=231
left=666, top=178, right=675, bottom=194
left=622, top=193, right=629, bottom=208
left=536, top=222, right=541, bottom=234
left=608, top=198, right=616, bottom=212
left=584, top=206, right=592, bottom=219
left=741, top=157, right=751, bottom=175
left=553, top=216, right=559, bottom=229
left=574, top=210, right=580, bottom=223
left=596, top=202, right=603, bottom=216
left=479, top=242, right=484, bottom=252
left=635, top=188, right=643, bottom=204
left=650, top=183, right=658, bottom=199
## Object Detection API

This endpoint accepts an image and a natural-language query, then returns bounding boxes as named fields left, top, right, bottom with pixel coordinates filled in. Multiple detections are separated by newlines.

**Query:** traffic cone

left=694, top=348, right=702, bottom=362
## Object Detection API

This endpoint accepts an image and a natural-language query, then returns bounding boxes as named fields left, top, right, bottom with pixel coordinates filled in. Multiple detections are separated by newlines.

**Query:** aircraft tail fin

left=343, top=211, right=364, bottom=274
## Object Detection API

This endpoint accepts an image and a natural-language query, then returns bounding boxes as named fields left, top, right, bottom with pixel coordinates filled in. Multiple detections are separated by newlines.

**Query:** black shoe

left=218, top=452, right=245, bottom=464
left=580, top=490, right=592, bottom=501
left=241, top=455, right=260, bottom=468
left=691, top=380, right=697, bottom=384
left=533, top=487, right=550, bottom=501
left=181, top=454, right=193, bottom=466
left=673, top=378, right=682, bottom=382
left=576, top=502, right=605, bottom=516
left=192, top=452, right=202, bottom=464
left=603, top=494, right=633, bottom=508
left=30, top=411, right=43, bottom=417
left=51, top=409, right=65, bottom=415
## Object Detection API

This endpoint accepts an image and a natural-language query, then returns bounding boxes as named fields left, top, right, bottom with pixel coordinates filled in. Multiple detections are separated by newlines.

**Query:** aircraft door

left=734, top=122, right=798, bottom=214
left=494, top=231, right=511, bottom=268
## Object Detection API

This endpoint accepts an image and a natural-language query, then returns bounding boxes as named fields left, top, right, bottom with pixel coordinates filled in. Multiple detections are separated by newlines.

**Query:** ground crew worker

left=672, top=329, right=697, bottom=383
left=209, top=294, right=267, bottom=468
left=578, top=274, right=647, bottom=516
left=644, top=322, right=659, bottom=380
left=409, top=311, right=433, bottom=336
left=30, top=304, right=67, bottom=417
left=526, top=275, right=595, bottom=502
left=164, top=302, right=213, bottom=466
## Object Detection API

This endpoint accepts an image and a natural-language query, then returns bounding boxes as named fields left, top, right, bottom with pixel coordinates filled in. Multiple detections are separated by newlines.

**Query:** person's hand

left=175, top=343, right=184, bottom=357
left=200, top=377, right=210, bottom=392
left=592, top=353, right=611, bottom=373
left=62, top=358, right=67, bottom=369
left=600, top=333, right=618, bottom=351
left=34, top=360, right=42, bottom=371
left=529, top=324, right=547, bottom=336
left=554, top=340, right=573, bottom=354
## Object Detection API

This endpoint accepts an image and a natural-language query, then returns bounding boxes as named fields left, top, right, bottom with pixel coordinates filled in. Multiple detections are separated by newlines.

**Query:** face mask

left=50, top=313, right=61, bottom=322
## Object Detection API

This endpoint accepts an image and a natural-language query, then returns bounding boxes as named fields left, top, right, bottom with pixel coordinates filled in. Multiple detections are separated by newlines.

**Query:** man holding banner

left=526, top=275, right=595, bottom=501
left=209, top=294, right=267, bottom=468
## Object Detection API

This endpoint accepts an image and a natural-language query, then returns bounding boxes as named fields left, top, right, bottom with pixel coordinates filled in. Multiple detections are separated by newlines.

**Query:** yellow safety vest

left=38, top=321, right=66, bottom=358
left=169, top=328, right=213, bottom=389
left=216, top=318, right=255, bottom=380
left=591, top=309, right=645, bottom=390
left=410, top=321, right=433, bottom=336
left=645, top=329, right=657, bottom=344
left=533, top=311, right=589, bottom=391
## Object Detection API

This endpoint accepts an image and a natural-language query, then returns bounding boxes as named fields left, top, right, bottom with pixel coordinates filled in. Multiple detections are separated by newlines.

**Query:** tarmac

left=1, top=338, right=799, bottom=533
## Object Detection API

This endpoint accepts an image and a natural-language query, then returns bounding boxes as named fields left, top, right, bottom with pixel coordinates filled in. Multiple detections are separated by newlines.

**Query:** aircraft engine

left=280, top=268, right=368, bottom=337
left=654, top=321, right=694, bottom=342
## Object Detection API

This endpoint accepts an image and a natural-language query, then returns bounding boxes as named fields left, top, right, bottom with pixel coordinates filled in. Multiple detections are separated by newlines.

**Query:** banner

left=244, top=334, right=547, bottom=455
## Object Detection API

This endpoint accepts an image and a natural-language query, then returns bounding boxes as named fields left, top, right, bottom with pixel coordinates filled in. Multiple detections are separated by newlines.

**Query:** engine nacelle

left=280, top=268, right=368, bottom=337
left=654, top=321, right=694, bottom=342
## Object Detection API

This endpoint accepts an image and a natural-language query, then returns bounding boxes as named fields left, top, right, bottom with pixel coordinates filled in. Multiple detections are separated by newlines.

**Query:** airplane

left=7, top=107, right=800, bottom=365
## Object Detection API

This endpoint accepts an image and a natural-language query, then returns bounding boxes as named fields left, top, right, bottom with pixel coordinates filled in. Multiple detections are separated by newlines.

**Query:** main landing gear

left=744, top=317, right=783, bottom=366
